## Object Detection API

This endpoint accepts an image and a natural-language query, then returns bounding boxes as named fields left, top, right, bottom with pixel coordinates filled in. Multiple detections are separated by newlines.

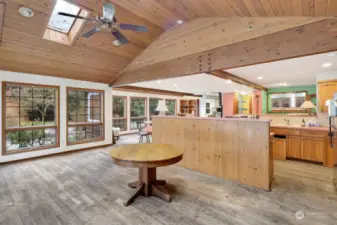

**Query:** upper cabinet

left=318, top=81, right=337, bottom=113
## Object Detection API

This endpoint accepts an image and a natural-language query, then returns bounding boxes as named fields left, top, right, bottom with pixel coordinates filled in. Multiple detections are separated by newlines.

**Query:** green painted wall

left=264, top=85, right=316, bottom=113
left=262, top=90, right=268, bottom=114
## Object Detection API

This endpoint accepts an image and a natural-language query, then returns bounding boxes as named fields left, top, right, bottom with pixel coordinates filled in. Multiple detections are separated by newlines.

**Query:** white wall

left=112, top=90, right=181, bottom=134
left=0, top=70, right=112, bottom=163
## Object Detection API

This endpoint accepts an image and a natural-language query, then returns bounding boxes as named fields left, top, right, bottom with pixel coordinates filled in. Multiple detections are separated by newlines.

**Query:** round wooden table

left=110, top=143, right=183, bottom=206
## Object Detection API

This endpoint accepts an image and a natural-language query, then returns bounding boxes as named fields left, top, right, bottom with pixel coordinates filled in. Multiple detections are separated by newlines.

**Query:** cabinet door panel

left=301, top=137, right=325, bottom=162
left=287, top=135, right=301, bottom=159
left=274, top=138, right=286, bottom=160
left=318, top=82, right=337, bottom=113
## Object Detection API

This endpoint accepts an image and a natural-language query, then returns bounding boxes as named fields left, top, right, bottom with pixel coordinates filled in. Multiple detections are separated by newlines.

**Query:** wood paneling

left=152, top=117, right=271, bottom=191
left=210, top=70, right=268, bottom=91
left=113, top=85, right=200, bottom=97
left=0, top=2, right=4, bottom=44
left=113, top=18, right=337, bottom=86
left=2, top=0, right=337, bottom=84
left=0, top=0, right=163, bottom=83
left=125, top=17, right=322, bottom=71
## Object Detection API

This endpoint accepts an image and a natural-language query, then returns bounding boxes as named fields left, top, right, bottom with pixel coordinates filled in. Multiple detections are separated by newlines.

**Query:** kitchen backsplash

left=260, top=114, right=335, bottom=127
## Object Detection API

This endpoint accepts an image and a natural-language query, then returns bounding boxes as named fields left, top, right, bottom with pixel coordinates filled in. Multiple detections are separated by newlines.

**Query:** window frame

left=2, top=81, right=60, bottom=155
left=43, top=0, right=90, bottom=45
left=47, top=0, right=81, bottom=34
left=130, top=97, right=147, bottom=130
left=165, top=99, right=177, bottom=116
left=66, top=87, right=105, bottom=146
left=112, top=95, right=127, bottom=131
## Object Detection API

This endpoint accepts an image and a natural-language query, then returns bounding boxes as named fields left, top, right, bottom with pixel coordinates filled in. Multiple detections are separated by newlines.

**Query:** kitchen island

left=152, top=116, right=272, bottom=191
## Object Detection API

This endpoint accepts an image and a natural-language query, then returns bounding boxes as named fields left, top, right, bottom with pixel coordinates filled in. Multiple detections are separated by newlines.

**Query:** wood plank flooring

left=0, top=135, right=336, bottom=225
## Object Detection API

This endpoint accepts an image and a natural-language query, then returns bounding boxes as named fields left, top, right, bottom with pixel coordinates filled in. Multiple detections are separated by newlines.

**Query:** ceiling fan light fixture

left=19, top=7, right=34, bottom=18
left=112, top=39, right=121, bottom=46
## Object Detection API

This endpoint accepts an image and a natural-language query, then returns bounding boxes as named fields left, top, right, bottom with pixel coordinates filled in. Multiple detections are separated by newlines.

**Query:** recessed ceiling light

left=112, top=40, right=121, bottom=46
left=257, top=76, right=263, bottom=80
left=328, top=52, right=336, bottom=57
left=177, top=20, right=183, bottom=25
left=322, top=62, right=332, bottom=68
left=226, top=80, right=232, bottom=84
left=156, top=80, right=162, bottom=84
left=173, top=84, right=177, bottom=87
left=19, top=7, right=34, bottom=18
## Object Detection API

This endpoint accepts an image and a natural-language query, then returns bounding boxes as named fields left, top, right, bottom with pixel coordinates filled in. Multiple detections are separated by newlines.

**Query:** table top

left=110, top=143, right=184, bottom=168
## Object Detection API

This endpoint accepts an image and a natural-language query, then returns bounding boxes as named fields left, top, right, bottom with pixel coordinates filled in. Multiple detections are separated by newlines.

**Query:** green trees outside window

left=67, top=88, right=104, bottom=144
left=165, top=99, right=176, bottom=116
left=112, top=96, right=127, bottom=131
left=130, top=98, right=146, bottom=130
left=4, top=83, right=59, bottom=154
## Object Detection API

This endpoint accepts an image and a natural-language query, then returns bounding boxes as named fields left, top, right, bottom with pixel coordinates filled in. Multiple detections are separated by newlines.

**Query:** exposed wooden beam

left=0, top=2, right=5, bottom=45
left=125, top=17, right=323, bottom=71
left=113, top=85, right=202, bottom=97
left=112, top=18, right=337, bottom=86
left=209, top=70, right=267, bottom=91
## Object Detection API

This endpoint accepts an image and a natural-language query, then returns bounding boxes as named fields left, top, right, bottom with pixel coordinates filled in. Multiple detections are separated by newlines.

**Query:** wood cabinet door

left=287, top=135, right=301, bottom=159
left=274, top=138, right=286, bottom=160
left=318, top=82, right=337, bottom=113
left=301, top=137, right=325, bottom=162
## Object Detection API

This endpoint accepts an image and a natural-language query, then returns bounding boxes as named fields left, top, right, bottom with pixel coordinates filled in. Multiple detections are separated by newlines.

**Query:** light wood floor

left=0, top=136, right=336, bottom=225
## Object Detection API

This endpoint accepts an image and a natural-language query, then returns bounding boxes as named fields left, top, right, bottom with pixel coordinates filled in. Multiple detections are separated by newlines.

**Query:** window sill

left=67, top=138, right=105, bottom=146
left=3, top=144, right=60, bottom=156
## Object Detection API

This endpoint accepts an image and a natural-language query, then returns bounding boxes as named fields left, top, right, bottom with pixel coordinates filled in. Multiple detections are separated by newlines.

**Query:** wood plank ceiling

left=1, top=0, right=337, bottom=84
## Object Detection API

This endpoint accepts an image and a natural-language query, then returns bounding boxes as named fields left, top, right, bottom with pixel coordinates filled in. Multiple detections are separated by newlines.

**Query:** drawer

left=270, top=127, right=300, bottom=136
left=301, top=130, right=326, bottom=138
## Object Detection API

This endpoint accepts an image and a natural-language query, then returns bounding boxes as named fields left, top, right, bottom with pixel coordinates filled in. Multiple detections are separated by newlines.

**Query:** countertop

left=154, top=116, right=270, bottom=123
left=271, top=125, right=329, bottom=132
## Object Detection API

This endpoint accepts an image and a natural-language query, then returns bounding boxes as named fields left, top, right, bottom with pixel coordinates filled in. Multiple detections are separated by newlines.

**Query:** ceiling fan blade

left=111, top=29, right=129, bottom=44
left=82, top=27, right=101, bottom=38
left=58, top=12, right=97, bottom=22
left=119, top=23, right=148, bottom=32
left=103, top=2, right=115, bottom=21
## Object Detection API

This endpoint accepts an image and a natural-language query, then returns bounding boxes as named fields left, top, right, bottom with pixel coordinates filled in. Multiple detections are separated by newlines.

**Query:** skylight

left=47, top=0, right=80, bottom=33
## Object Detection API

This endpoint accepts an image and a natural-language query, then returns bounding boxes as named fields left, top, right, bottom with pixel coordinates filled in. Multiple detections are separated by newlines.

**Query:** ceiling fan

left=58, top=2, right=148, bottom=45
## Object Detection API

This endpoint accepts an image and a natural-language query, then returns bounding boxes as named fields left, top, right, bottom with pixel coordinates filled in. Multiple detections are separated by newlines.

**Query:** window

left=149, top=98, right=161, bottom=120
left=48, top=0, right=80, bottom=33
left=269, top=92, right=307, bottom=112
left=130, top=97, right=146, bottom=130
left=43, top=0, right=89, bottom=45
left=165, top=99, right=176, bottom=116
left=67, top=88, right=104, bottom=145
left=112, top=96, right=127, bottom=131
left=2, top=82, right=59, bottom=154
left=206, top=102, right=211, bottom=114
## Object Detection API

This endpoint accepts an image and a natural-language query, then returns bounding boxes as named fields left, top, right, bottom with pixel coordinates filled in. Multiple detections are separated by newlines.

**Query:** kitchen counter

left=152, top=116, right=272, bottom=191
left=271, top=125, right=329, bottom=132
left=270, top=125, right=336, bottom=167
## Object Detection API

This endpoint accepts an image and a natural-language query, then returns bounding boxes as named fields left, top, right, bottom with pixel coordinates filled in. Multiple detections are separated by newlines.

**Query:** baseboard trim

left=0, top=143, right=114, bottom=165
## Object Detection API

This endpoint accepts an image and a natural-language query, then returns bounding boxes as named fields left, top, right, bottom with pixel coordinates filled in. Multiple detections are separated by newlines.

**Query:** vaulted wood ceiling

left=1, top=0, right=337, bottom=84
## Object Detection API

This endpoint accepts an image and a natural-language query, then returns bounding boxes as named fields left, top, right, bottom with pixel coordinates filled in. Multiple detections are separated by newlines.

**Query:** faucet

left=284, top=117, right=290, bottom=125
